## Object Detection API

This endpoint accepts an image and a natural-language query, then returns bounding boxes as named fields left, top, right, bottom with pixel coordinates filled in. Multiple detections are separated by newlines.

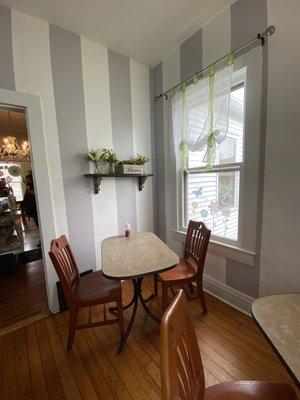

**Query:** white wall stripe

left=81, top=36, right=118, bottom=266
left=162, top=49, right=182, bottom=255
left=11, top=10, right=68, bottom=238
left=130, top=59, right=154, bottom=233
left=108, top=50, right=138, bottom=235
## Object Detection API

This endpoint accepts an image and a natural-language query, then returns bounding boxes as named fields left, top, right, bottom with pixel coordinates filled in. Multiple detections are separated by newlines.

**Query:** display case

left=0, top=195, right=24, bottom=255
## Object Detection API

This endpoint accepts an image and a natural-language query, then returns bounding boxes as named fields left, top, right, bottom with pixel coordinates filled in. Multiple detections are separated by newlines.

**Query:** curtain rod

left=154, top=25, right=275, bottom=102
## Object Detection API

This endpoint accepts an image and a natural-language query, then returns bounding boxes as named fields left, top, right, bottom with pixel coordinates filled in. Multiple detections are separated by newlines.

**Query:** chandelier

left=0, top=136, right=30, bottom=161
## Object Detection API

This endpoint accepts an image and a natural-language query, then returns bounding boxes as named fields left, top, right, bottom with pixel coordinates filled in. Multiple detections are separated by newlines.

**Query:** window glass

left=185, top=83, right=245, bottom=241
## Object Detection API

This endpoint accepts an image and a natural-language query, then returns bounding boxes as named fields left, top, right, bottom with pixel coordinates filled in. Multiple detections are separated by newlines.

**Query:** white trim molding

left=172, top=229, right=256, bottom=267
left=0, top=87, right=59, bottom=313
left=202, top=274, right=255, bottom=316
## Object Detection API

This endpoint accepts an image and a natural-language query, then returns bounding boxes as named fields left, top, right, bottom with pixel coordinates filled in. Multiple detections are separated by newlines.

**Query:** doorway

left=0, top=105, right=48, bottom=334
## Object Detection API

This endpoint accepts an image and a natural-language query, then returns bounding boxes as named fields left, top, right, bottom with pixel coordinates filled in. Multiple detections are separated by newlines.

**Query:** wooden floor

left=0, top=259, right=48, bottom=334
left=0, top=278, right=298, bottom=399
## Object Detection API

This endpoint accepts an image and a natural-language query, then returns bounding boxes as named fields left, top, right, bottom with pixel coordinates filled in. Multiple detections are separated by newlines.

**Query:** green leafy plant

left=118, top=154, right=150, bottom=165
left=86, top=148, right=105, bottom=173
left=86, top=148, right=105, bottom=163
left=118, top=158, right=135, bottom=165
left=103, top=148, right=119, bottom=166
left=134, top=154, right=150, bottom=165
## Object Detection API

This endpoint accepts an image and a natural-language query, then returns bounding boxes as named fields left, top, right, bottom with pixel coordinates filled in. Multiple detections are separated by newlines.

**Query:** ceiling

left=1, top=0, right=236, bottom=67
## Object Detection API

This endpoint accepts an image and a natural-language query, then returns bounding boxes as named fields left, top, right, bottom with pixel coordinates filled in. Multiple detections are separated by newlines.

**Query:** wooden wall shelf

left=84, top=173, right=153, bottom=194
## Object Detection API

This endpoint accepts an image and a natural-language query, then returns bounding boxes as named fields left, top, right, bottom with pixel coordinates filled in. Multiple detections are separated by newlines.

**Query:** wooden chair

left=159, top=220, right=211, bottom=312
left=160, top=290, right=297, bottom=400
left=49, top=235, right=124, bottom=351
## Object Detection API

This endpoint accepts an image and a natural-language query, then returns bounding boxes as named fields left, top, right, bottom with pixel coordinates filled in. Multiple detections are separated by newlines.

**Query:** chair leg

left=116, top=296, right=124, bottom=339
left=154, top=274, right=158, bottom=297
left=188, top=282, right=194, bottom=294
left=162, top=283, right=168, bottom=312
left=170, top=286, right=176, bottom=297
left=196, top=279, right=207, bottom=314
left=67, top=306, right=78, bottom=351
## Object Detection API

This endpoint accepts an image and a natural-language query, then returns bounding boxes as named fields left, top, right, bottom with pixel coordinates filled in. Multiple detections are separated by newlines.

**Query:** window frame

left=172, top=47, right=263, bottom=265
left=181, top=80, right=246, bottom=246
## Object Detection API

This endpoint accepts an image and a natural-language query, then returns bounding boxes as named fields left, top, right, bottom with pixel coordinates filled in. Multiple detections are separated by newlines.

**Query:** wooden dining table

left=252, top=293, right=300, bottom=387
left=101, top=232, right=179, bottom=353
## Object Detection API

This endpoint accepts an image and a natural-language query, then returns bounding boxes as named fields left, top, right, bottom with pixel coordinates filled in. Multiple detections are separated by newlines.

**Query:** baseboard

left=202, top=274, right=255, bottom=316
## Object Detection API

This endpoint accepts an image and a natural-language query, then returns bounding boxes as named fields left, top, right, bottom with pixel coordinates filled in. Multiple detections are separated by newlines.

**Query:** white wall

left=260, top=0, right=300, bottom=295
left=153, top=0, right=300, bottom=310
left=81, top=37, right=118, bottom=268
left=0, top=6, right=154, bottom=312
left=130, top=59, right=154, bottom=233
left=12, top=10, right=69, bottom=238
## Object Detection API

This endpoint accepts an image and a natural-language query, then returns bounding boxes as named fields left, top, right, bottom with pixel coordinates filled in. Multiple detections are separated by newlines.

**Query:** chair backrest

left=161, top=290, right=205, bottom=400
left=184, top=220, right=210, bottom=276
left=49, top=235, right=79, bottom=303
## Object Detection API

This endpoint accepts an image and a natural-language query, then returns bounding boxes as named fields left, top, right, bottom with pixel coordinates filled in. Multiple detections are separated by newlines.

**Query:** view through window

left=185, top=84, right=245, bottom=241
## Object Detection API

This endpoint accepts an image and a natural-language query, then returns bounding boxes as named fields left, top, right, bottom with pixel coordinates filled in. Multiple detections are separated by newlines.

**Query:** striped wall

left=0, top=6, right=15, bottom=90
left=152, top=0, right=268, bottom=300
left=0, top=5, right=153, bottom=312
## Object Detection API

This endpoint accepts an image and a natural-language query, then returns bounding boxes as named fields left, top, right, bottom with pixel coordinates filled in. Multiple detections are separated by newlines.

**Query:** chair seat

left=204, top=381, right=297, bottom=400
left=73, top=271, right=121, bottom=306
left=159, top=258, right=197, bottom=283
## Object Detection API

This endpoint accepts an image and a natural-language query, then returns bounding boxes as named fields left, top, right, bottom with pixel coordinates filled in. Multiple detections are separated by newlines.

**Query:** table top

left=252, top=293, right=300, bottom=385
left=101, top=232, right=179, bottom=280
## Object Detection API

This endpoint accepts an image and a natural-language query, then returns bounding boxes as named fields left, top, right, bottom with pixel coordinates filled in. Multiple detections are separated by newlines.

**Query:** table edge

left=251, top=309, right=300, bottom=387
left=102, top=261, right=178, bottom=281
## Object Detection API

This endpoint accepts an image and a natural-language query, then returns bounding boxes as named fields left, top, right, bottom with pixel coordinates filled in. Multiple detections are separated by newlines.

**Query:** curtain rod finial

left=265, top=25, right=275, bottom=36
left=257, top=32, right=265, bottom=46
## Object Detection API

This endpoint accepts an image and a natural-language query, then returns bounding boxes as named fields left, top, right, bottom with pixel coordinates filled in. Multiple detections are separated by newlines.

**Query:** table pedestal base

left=110, top=277, right=160, bottom=353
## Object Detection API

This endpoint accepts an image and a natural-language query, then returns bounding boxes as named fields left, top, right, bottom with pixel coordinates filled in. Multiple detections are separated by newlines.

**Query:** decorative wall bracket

left=93, top=176, right=103, bottom=194
left=84, top=173, right=153, bottom=195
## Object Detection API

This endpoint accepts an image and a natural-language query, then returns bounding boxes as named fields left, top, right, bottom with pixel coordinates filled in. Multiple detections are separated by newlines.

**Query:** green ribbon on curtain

left=205, top=64, right=219, bottom=170
left=179, top=83, right=188, bottom=170
left=227, top=52, right=234, bottom=66
left=205, top=53, right=234, bottom=170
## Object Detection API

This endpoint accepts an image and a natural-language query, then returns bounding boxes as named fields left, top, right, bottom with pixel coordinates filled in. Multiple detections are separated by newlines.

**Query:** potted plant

left=103, top=148, right=119, bottom=173
left=118, top=154, right=150, bottom=174
left=86, top=148, right=105, bottom=173
left=134, top=154, right=150, bottom=174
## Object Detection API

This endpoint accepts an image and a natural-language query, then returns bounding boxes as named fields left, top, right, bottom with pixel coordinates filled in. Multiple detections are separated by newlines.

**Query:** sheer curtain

left=172, top=56, right=234, bottom=170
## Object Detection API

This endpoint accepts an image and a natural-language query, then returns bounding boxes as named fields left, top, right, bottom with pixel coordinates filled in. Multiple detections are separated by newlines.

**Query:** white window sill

left=172, top=230, right=256, bottom=267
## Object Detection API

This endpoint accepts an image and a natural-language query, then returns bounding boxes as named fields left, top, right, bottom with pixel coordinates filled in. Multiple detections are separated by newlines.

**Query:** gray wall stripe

left=152, top=62, right=166, bottom=241
left=107, top=50, right=137, bottom=234
left=226, top=0, right=268, bottom=297
left=49, top=24, right=96, bottom=270
left=0, top=6, right=15, bottom=90
left=180, top=28, right=202, bottom=81
left=231, top=0, right=268, bottom=49
left=225, top=259, right=258, bottom=298
left=149, top=68, right=158, bottom=235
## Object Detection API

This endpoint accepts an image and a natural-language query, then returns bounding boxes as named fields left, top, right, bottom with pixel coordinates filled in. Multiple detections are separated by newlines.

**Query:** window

left=184, top=79, right=245, bottom=242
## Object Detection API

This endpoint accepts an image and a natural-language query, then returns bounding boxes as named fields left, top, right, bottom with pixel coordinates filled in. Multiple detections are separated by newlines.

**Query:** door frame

left=0, top=87, right=58, bottom=312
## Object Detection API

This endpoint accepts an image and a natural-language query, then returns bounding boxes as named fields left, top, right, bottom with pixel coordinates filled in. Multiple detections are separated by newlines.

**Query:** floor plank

left=14, top=328, right=33, bottom=399
left=0, top=277, right=298, bottom=400
left=26, top=323, right=50, bottom=400
left=0, top=259, right=48, bottom=334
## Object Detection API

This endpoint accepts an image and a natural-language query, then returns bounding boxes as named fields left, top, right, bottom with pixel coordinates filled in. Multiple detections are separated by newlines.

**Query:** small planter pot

left=93, top=162, right=101, bottom=174
left=109, top=164, right=116, bottom=174
left=121, top=164, right=146, bottom=175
